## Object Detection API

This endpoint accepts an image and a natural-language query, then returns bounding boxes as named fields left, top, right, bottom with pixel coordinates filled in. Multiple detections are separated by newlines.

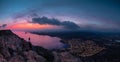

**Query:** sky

left=0, top=0, right=120, bottom=32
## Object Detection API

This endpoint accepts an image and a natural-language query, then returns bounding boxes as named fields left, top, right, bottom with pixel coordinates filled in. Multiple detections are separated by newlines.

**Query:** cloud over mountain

left=0, top=24, right=7, bottom=29
left=31, top=16, right=80, bottom=29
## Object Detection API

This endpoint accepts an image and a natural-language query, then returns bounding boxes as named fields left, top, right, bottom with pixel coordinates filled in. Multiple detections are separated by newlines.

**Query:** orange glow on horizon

left=7, top=23, right=62, bottom=30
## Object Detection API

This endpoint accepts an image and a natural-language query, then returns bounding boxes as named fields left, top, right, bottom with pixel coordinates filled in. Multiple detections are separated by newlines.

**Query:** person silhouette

left=28, top=37, right=30, bottom=42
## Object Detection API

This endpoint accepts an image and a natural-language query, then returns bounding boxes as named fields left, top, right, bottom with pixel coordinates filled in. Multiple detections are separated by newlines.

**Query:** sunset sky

left=0, top=0, right=120, bottom=32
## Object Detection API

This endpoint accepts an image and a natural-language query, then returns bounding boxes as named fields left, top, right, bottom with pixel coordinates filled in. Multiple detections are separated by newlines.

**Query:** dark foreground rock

left=0, top=30, right=54, bottom=62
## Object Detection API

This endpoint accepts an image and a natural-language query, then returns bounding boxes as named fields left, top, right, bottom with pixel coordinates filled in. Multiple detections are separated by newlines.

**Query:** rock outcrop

left=0, top=30, right=53, bottom=62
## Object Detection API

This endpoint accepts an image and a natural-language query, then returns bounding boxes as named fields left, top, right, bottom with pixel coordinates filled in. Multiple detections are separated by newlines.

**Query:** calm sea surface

left=13, top=31, right=65, bottom=49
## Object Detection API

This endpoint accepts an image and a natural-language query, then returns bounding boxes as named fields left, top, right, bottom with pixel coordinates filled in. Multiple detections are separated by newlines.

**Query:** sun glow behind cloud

left=6, top=22, right=63, bottom=31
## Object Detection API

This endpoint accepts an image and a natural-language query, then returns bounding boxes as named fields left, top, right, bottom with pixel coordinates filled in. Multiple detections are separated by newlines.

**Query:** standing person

left=28, top=37, right=30, bottom=42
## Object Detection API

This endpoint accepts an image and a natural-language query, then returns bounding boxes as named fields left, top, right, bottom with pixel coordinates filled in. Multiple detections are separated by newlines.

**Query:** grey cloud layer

left=0, top=24, right=7, bottom=28
left=31, top=16, right=80, bottom=29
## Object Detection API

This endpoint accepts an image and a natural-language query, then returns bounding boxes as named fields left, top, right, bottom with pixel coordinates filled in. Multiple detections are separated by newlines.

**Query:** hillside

left=0, top=30, right=54, bottom=62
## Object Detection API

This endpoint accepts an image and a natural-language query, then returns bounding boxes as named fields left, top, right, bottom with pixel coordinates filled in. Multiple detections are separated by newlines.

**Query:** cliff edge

left=0, top=30, right=54, bottom=62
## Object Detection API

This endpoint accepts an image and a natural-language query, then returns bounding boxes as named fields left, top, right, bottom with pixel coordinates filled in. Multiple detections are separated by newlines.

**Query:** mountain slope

left=0, top=30, right=54, bottom=62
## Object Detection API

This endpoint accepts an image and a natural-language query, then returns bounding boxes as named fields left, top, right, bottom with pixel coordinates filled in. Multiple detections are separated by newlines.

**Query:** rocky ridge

left=0, top=30, right=54, bottom=62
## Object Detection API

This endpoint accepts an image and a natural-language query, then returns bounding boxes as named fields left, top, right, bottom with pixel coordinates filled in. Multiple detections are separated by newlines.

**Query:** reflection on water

left=13, top=31, right=64, bottom=49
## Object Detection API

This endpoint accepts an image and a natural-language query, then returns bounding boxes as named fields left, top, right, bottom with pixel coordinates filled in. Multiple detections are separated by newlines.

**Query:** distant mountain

left=31, top=30, right=120, bottom=39
left=0, top=30, right=54, bottom=62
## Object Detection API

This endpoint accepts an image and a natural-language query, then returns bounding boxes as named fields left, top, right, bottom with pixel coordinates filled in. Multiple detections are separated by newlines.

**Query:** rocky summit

left=0, top=30, right=54, bottom=62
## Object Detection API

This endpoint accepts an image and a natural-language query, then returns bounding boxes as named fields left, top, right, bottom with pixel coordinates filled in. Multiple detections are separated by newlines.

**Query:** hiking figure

left=28, top=37, right=31, bottom=42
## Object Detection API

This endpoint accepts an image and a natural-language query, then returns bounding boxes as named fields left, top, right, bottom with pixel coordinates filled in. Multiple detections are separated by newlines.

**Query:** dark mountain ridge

left=31, top=30, right=120, bottom=39
left=0, top=30, right=54, bottom=62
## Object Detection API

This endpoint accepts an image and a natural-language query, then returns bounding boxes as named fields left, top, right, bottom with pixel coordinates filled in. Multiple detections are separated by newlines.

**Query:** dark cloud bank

left=0, top=24, right=7, bottom=29
left=31, top=16, right=80, bottom=29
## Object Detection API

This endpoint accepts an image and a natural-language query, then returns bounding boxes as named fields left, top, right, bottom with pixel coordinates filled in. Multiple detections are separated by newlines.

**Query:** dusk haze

left=0, top=0, right=120, bottom=62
